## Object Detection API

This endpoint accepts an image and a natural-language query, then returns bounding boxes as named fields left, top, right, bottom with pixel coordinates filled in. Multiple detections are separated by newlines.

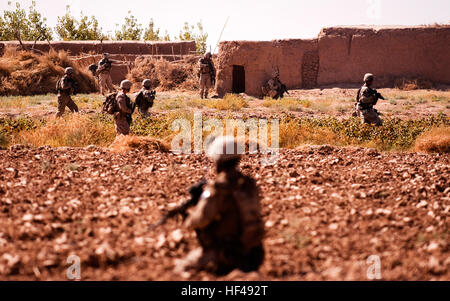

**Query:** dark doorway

left=232, top=65, right=245, bottom=93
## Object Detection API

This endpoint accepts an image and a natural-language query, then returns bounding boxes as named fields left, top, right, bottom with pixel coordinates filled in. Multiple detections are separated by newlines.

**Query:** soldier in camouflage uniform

left=175, top=136, right=265, bottom=276
left=198, top=52, right=216, bottom=99
left=98, top=53, right=116, bottom=95
left=261, top=70, right=287, bottom=99
left=56, top=67, right=79, bottom=117
left=135, top=79, right=155, bottom=118
left=355, top=73, right=383, bottom=126
left=114, top=80, right=133, bottom=136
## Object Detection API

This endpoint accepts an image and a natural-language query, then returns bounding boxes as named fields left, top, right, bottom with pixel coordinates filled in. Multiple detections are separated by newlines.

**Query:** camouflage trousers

left=199, top=73, right=212, bottom=99
left=56, top=94, right=78, bottom=117
left=99, top=72, right=114, bottom=95
left=356, top=104, right=383, bottom=126
left=114, top=114, right=130, bottom=136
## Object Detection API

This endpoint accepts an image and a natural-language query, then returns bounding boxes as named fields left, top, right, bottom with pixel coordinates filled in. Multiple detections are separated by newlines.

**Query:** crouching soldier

left=135, top=79, right=155, bottom=118
left=56, top=67, right=79, bottom=117
left=355, top=73, right=384, bottom=126
left=175, top=136, right=265, bottom=276
left=114, top=80, right=133, bottom=136
left=261, top=70, right=288, bottom=99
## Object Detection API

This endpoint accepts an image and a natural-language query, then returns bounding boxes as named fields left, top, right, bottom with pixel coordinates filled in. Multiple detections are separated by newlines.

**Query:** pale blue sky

left=2, top=0, right=449, bottom=52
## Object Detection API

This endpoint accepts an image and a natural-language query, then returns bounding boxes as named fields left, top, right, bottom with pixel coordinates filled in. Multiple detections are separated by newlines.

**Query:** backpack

left=102, top=92, right=118, bottom=115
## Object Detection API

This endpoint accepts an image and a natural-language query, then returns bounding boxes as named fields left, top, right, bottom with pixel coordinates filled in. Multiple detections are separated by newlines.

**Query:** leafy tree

left=162, top=30, right=171, bottom=41
left=55, top=6, right=105, bottom=40
left=143, top=19, right=161, bottom=41
left=0, top=1, right=52, bottom=41
left=178, top=21, right=208, bottom=53
left=115, top=11, right=142, bottom=40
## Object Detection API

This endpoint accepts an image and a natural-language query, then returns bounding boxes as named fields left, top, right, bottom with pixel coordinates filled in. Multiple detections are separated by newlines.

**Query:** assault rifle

left=373, top=89, right=385, bottom=100
left=149, top=179, right=207, bottom=230
left=280, top=84, right=290, bottom=96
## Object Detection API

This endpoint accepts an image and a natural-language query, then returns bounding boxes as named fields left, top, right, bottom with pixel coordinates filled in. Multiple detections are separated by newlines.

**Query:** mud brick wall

left=317, top=26, right=450, bottom=87
left=0, top=40, right=196, bottom=56
left=216, top=26, right=450, bottom=97
left=216, top=39, right=318, bottom=97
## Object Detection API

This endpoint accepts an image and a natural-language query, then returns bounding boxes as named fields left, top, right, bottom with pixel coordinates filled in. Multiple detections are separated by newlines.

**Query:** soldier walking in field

left=55, top=67, right=79, bottom=117
left=175, top=136, right=265, bottom=276
left=97, top=53, right=118, bottom=95
left=261, top=70, right=288, bottom=99
left=135, top=79, right=156, bottom=118
left=114, top=80, right=134, bottom=136
left=355, top=73, right=384, bottom=126
left=198, top=52, right=216, bottom=99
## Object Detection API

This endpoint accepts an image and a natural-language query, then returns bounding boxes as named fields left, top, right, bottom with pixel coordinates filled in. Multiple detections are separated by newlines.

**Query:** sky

left=1, top=0, right=449, bottom=52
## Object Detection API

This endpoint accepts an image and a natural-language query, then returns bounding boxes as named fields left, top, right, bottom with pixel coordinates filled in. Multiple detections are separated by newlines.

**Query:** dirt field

left=0, top=144, right=448, bottom=281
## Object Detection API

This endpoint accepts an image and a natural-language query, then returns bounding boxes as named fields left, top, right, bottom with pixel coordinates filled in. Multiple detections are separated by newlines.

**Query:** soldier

left=175, top=136, right=265, bottom=276
left=355, top=73, right=384, bottom=126
left=135, top=79, right=156, bottom=118
left=261, top=70, right=288, bottom=99
left=55, top=67, right=79, bottom=117
left=198, top=52, right=216, bottom=99
left=97, top=53, right=116, bottom=95
left=114, top=80, right=133, bottom=136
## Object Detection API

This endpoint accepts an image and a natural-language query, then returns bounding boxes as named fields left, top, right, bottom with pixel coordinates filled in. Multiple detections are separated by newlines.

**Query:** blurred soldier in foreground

left=55, top=67, right=79, bottom=117
left=261, top=70, right=289, bottom=99
left=135, top=79, right=156, bottom=118
left=114, top=80, right=134, bottom=136
left=198, top=52, right=216, bottom=99
left=98, top=53, right=117, bottom=95
left=355, top=73, right=384, bottom=126
left=174, top=136, right=265, bottom=276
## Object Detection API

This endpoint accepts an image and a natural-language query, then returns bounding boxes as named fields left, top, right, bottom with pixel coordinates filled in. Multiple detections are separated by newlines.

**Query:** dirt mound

left=0, top=47, right=96, bottom=96
left=414, top=127, right=450, bottom=153
left=109, top=135, right=170, bottom=153
left=127, top=56, right=200, bottom=91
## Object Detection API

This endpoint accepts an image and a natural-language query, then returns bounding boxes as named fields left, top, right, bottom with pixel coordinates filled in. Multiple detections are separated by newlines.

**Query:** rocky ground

left=0, top=145, right=448, bottom=280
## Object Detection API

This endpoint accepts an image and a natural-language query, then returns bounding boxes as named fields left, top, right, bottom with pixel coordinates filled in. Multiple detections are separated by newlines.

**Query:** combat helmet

left=120, top=80, right=132, bottom=90
left=364, top=73, right=374, bottom=82
left=65, top=67, right=74, bottom=75
left=142, top=79, right=152, bottom=88
left=206, top=136, right=242, bottom=163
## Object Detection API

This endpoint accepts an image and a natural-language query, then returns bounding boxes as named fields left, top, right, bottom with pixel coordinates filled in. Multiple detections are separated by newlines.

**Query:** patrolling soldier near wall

left=174, top=136, right=265, bottom=276
left=198, top=52, right=216, bottom=99
left=135, top=79, right=156, bottom=118
left=55, top=67, right=79, bottom=117
left=114, top=80, right=134, bottom=136
left=97, top=53, right=118, bottom=95
left=261, top=70, right=289, bottom=99
left=355, top=73, right=384, bottom=126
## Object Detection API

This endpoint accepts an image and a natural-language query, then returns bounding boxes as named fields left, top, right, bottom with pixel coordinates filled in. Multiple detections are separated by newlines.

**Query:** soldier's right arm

left=185, top=188, right=221, bottom=230
left=60, top=77, right=72, bottom=90
left=359, top=87, right=377, bottom=104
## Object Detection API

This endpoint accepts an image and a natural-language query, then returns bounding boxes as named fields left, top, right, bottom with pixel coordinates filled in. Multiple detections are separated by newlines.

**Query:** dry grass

left=394, top=78, right=434, bottom=91
left=109, top=135, right=170, bottom=153
left=13, top=114, right=115, bottom=147
left=0, top=47, right=96, bottom=96
left=205, top=94, right=249, bottom=111
left=279, top=119, right=340, bottom=148
left=127, top=56, right=199, bottom=91
left=413, top=126, right=450, bottom=153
